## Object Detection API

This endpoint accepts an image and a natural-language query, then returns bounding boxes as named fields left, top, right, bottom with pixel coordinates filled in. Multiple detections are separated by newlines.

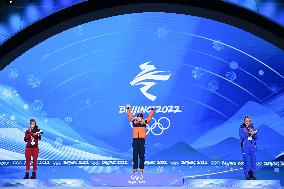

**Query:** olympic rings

left=129, top=117, right=170, bottom=136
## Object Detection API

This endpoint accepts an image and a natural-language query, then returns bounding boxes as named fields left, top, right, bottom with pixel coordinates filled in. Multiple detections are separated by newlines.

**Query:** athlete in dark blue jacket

left=239, top=116, right=258, bottom=180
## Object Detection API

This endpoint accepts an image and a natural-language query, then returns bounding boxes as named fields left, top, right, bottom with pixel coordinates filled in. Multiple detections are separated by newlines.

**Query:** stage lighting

left=6, top=0, right=16, bottom=6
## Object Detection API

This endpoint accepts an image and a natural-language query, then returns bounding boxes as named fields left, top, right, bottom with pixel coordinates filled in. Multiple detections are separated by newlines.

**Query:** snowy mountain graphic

left=150, top=142, right=207, bottom=160
left=192, top=101, right=284, bottom=149
left=0, top=84, right=124, bottom=161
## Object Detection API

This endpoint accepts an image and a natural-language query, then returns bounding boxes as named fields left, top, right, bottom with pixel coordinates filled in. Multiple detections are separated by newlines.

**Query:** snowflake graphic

left=208, top=80, right=219, bottom=92
left=213, top=40, right=224, bottom=51
left=157, top=166, right=164, bottom=173
left=32, top=99, right=44, bottom=111
left=274, top=168, right=280, bottom=173
left=8, top=68, right=18, bottom=79
left=44, top=118, right=48, bottom=124
left=27, top=74, right=41, bottom=88
left=0, top=89, right=12, bottom=101
left=270, top=84, right=280, bottom=94
left=225, top=71, right=237, bottom=81
left=23, top=104, right=29, bottom=110
left=156, top=26, right=168, bottom=38
left=192, top=67, right=204, bottom=80
left=10, top=115, right=16, bottom=121
left=0, top=88, right=17, bottom=102
left=259, top=70, right=264, bottom=75
left=55, top=137, right=63, bottom=145
left=229, top=61, right=238, bottom=70
left=41, top=111, right=47, bottom=117
left=65, top=116, right=72, bottom=123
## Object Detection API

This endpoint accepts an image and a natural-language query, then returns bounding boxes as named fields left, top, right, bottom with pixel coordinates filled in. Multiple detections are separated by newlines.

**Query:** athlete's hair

left=244, top=115, right=251, bottom=121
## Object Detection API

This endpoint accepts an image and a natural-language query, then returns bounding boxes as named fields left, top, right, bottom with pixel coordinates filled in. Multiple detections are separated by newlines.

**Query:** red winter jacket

left=24, top=129, right=41, bottom=148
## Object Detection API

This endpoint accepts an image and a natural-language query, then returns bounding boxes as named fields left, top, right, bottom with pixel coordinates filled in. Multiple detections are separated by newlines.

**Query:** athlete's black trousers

left=132, top=138, right=145, bottom=169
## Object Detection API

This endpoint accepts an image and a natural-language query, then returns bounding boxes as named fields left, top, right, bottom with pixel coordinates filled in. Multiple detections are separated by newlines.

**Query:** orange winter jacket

left=127, top=107, right=154, bottom=139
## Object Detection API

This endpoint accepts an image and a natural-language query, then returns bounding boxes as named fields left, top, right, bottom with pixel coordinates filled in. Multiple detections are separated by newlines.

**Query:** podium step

left=183, top=178, right=281, bottom=189
left=0, top=175, right=281, bottom=188
left=0, top=174, right=182, bottom=187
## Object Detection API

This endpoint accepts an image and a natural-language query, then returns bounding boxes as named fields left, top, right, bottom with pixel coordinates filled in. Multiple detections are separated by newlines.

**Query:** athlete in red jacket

left=23, top=118, right=42, bottom=179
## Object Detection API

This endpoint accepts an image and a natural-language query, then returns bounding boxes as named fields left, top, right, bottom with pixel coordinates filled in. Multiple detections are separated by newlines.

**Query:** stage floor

left=0, top=174, right=281, bottom=188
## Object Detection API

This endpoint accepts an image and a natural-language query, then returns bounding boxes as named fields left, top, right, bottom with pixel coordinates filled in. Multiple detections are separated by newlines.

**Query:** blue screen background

left=0, top=12, right=284, bottom=181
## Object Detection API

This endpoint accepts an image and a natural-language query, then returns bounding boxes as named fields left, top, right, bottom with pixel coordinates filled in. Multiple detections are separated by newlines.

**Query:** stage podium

left=0, top=174, right=281, bottom=188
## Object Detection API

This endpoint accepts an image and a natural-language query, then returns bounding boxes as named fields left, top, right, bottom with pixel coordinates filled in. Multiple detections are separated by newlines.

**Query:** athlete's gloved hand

left=249, top=128, right=256, bottom=135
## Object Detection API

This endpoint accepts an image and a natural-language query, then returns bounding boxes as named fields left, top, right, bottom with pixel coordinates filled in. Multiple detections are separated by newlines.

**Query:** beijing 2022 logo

left=119, top=61, right=182, bottom=136
left=130, top=61, right=171, bottom=101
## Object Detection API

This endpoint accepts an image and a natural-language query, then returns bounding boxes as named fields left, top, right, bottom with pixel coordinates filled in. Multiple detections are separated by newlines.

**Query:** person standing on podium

left=239, top=116, right=258, bottom=180
left=126, top=104, right=155, bottom=174
left=23, top=118, right=43, bottom=179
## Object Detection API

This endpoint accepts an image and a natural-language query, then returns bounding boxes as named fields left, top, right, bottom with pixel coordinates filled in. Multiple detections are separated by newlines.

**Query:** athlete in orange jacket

left=126, top=104, right=154, bottom=173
